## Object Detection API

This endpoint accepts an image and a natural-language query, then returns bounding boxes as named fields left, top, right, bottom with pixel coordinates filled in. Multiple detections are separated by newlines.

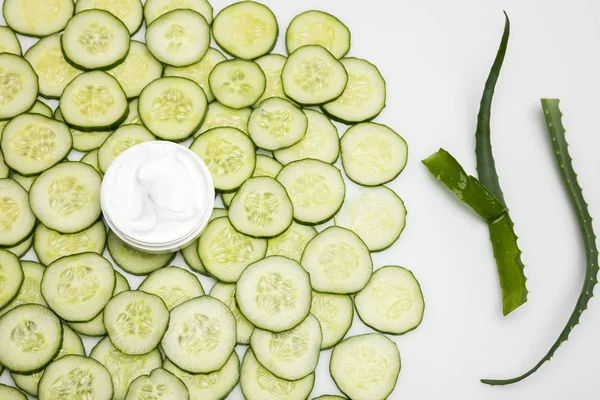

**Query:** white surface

left=2, top=0, right=600, bottom=399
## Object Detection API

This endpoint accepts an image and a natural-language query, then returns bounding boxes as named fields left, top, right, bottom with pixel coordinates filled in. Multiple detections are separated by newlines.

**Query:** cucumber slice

left=286, top=10, right=351, bottom=59
left=62, top=9, right=130, bottom=70
left=0, top=304, right=62, bottom=373
left=310, top=291, right=353, bottom=349
left=0, top=54, right=38, bottom=120
left=236, top=256, right=312, bottom=332
left=301, top=226, right=373, bottom=294
left=181, top=207, right=227, bottom=275
left=162, top=296, right=236, bottom=373
left=254, top=54, right=290, bottom=107
left=126, top=368, right=190, bottom=400
left=209, top=282, right=255, bottom=344
left=212, top=1, right=278, bottom=60
left=144, top=0, right=213, bottom=26
left=29, top=161, right=102, bottom=233
left=276, top=158, right=345, bottom=225
left=251, top=314, right=322, bottom=381
left=197, top=101, right=252, bottom=136
left=249, top=97, right=307, bottom=150
left=282, top=45, right=348, bottom=106
left=210, top=59, right=266, bottom=109
left=312, top=396, right=347, bottom=400
left=266, top=221, right=317, bottom=262
left=4, top=232, right=33, bottom=257
left=60, top=71, right=128, bottom=131
left=10, top=171, right=36, bottom=191
left=197, top=216, right=267, bottom=282
left=80, top=149, right=101, bottom=172
left=98, top=124, right=156, bottom=173
left=322, top=58, right=386, bottom=124
left=34, top=220, right=107, bottom=266
left=146, top=9, right=210, bottom=67
left=0, top=250, right=23, bottom=309
left=189, top=127, right=256, bottom=191
left=1, top=114, right=72, bottom=175
left=138, top=266, right=205, bottom=310
left=165, top=48, right=226, bottom=103
left=341, top=122, right=407, bottom=186
left=38, top=355, right=114, bottom=400
left=330, top=333, right=401, bottom=400
left=0, top=384, right=26, bottom=399
left=0, top=26, right=21, bottom=55
left=355, top=266, right=424, bottom=335
left=54, top=108, right=113, bottom=152
left=274, top=109, right=340, bottom=165
left=0, top=179, right=36, bottom=246
left=0, top=261, right=46, bottom=316
left=122, top=99, right=142, bottom=125
left=241, top=348, right=315, bottom=400
left=222, top=154, right=283, bottom=207
left=75, top=0, right=144, bottom=35
left=163, top=352, right=240, bottom=400
left=104, top=290, right=170, bottom=355
left=24, top=33, right=82, bottom=99
left=107, top=41, right=164, bottom=98
left=91, top=337, right=163, bottom=400
left=107, top=230, right=175, bottom=275
left=228, top=176, right=293, bottom=238
left=30, top=101, right=53, bottom=117
left=138, top=77, right=208, bottom=141
left=3, top=0, right=73, bottom=37
left=0, top=151, right=10, bottom=178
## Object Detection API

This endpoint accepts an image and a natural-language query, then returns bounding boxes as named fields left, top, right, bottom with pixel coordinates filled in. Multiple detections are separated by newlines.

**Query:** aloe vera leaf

left=482, top=99, right=599, bottom=385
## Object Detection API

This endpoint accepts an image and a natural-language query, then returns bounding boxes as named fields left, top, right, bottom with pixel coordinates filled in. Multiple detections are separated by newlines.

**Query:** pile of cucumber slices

left=0, top=0, right=425, bottom=399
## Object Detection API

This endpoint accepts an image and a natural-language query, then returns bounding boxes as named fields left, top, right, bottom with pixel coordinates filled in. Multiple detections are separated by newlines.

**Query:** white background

left=2, top=0, right=600, bottom=399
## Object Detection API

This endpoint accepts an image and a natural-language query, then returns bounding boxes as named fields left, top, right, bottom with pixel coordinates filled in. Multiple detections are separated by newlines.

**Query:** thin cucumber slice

left=254, top=54, right=290, bottom=107
left=60, top=71, right=128, bottom=131
left=282, top=45, right=348, bottom=106
left=241, top=348, right=315, bottom=400
left=108, top=41, right=164, bottom=98
left=0, top=26, right=21, bottom=55
left=0, top=384, right=26, bottom=399
left=107, top=230, right=175, bottom=275
left=196, top=101, right=252, bottom=136
left=4, top=231, right=33, bottom=257
left=228, top=176, right=293, bottom=238
left=104, top=290, right=170, bottom=355
left=355, top=266, right=424, bottom=335
left=181, top=208, right=227, bottom=275
left=163, top=352, right=240, bottom=400
left=98, top=124, right=156, bottom=173
left=144, top=0, right=213, bottom=25
left=30, top=101, right=53, bottom=117
left=0, top=261, right=46, bottom=316
left=146, top=9, right=210, bottom=67
left=210, top=59, right=266, bottom=109
left=301, top=226, right=373, bottom=294
left=10, top=171, right=36, bottom=191
left=0, top=304, right=62, bottom=373
left=3, top=0, right=73, bottom=37
left=335, top=186, right=406, bottom=251
left=330, top=333, right=401, bottom=400
left=249, top=97, right=307, bottom=150
left=139, top=266, right=205, bottom=310
left=80, top=149, right=101, bottom=172
left=222, top=154, right=283, bottom=207
left=197, top=216, right=267, bottom=282
left=0, top=179, right=36, bottom=246
left=62, top=10, right=130, bottom=70
left=209, top=282, right=255, bottom=344
left=251, top=314, right=322, bottom=381
left=286, top=10, right=351, bottom=59
left=0, top=54, right=38, bottom=120
left=76, top=0, right=144, bottom=35
left=91, top=337, right=163, bottom=400
left=274, top=109, right=340, bottom=165
left=236, top=256, right=312, bottom=332
left=341, top=122, right=408, bottom=186
left=38, top=355, right=114, bottom=400
left=212, top=1, right=278, bottom=60
left=138, top=77, right=208, bottom=141
left=122, top=98, right=142, bottom=125
left=266, top=221, right=317, bottom=262
left=322, top=58, right=386, bottom=124
left=126, top=368, right=190, bottom=400
left=311, top=291, right=353, bottom=349
left=24, top=33, right=82, bottom=99
left=34, top=221, right=107, bottom=266
left=276, top=159, right=345, bottom=225
left=162, top=296, right=236, bottom=374
left=165, top=48, right=226, bottom=103
left=0, top=151, right=10, bottom=178
left=0, top=250, right=23, bottom=309
left=11, top=324, right=85, bottom=397
left=1, top=114, right=72, bottom=175
left=54, top=108, right=113, bottom=152
left=312, top=396, right=347, bottom=400
left=189, top=127, right=256, bottom=191
left=29, top=161, right=102, bottom=233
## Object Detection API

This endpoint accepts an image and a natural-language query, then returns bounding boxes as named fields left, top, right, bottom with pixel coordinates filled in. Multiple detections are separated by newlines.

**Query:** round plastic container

left=100, top=141, right=215, bottom=253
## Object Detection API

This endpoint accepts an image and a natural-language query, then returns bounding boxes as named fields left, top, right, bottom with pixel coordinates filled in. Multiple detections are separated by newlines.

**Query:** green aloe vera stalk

left=482, top=99, right=599, bottom=385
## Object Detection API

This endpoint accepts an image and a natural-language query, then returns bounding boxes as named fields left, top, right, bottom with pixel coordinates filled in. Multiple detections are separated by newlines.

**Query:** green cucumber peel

left=482, top=99, right=599, bottom=385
